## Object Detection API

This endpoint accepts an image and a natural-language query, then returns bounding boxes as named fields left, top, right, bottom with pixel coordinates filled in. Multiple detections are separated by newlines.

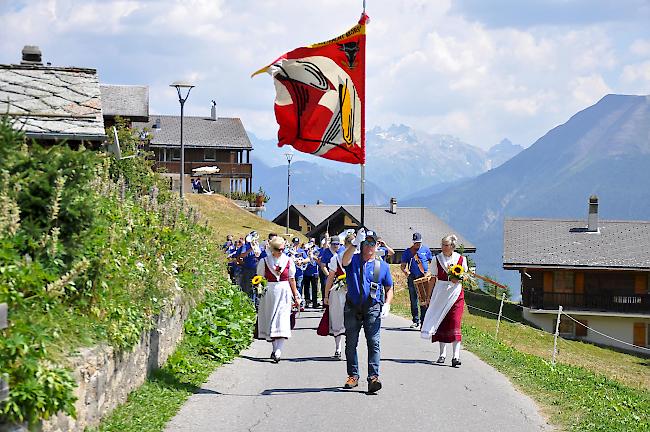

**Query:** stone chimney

left=211, top=100, right=217, bottom=120
left=389, top=197, right=397, bottom=214
left=587, top=195, right=599, bottom=232
left=21, top=45, right=43, bottom=65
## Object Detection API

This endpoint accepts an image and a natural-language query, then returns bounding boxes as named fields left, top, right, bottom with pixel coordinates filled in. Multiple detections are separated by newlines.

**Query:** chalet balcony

left=527, top=289, right=650, bottom=314
left=154, top=161, right=252, bottom=178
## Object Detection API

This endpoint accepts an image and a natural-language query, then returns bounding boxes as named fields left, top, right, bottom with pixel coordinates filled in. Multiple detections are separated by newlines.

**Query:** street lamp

left=170, top=81, right=195, bottom=198
left=284, top=151, right=294, bottom=234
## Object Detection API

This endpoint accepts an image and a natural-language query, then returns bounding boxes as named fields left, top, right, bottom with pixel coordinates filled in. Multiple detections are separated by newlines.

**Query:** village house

left=503, top=196, right=650, bottom=355
left=274, top=198, right=476, bottom=263
left=132, top=103, right=253, bottom=195
left=100, top=84, right=149, bottom=128
left=0, top=45, right=105, bottom=148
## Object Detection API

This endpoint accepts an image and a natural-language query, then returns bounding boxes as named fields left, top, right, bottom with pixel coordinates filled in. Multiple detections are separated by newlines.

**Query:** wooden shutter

left=575, top=273, right=584, bottom=294
left=633, top=323, right=647, bottom=347
left=543, top=272, right=553, bottom=293
left=575, top=319, right=588, bottom=337
left=634, top=274, right=648, bottom=295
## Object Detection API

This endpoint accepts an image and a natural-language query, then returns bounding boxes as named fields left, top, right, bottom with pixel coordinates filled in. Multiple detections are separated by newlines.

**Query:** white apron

left=257, top=255, right=293, bottom=341
left=420, top=252, right=463, bottom=339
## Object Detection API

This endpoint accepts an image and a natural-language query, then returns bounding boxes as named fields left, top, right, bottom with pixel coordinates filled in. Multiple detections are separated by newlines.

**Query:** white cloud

left=630, top=39, right=650, bottom=56
left=570, top=74, right=612, bottom=105
left=0, top=0, right=647, bottom=150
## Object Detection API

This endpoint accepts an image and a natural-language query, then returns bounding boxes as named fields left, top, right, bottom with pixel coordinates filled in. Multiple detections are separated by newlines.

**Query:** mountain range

left=248, top=126, right=523, bottom=203
left=252, top=157, right=390, bottom=219
left=404, top=94, right=650, bottom=293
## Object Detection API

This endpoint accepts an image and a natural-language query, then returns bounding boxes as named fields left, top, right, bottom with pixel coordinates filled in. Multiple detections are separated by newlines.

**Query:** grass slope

left=186, top=194, right=305, bottom=242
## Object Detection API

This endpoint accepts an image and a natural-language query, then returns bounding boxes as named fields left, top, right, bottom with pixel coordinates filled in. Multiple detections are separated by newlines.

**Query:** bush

left=0, top=117, right=224, bottom=426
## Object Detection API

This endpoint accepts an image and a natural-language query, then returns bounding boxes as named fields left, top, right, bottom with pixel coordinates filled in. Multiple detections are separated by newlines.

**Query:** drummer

left=400, top=232, right=433, bottom=329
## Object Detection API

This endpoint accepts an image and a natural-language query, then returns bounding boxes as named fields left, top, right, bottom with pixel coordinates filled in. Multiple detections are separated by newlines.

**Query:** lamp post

left=170, top=81, right=195, bottom=198
left=284, top=151, right=294, bottom=234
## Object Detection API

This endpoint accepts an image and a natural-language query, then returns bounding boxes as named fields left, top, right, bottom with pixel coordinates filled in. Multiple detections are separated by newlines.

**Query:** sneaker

left=451, top=358, right=461, bottom=367
left=343, top=376, right=359, bottom=389
left=436, top=356, right=446, bottom=364
left=272, top=351, right=281, bottom=363
left=367, top=376, right=382, bottom=393
left=334, top=351, right=341, bottom=360
left=410, top=322, right=419, bottom=329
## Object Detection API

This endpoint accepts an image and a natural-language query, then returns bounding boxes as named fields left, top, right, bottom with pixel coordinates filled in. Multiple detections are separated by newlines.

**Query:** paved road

left=165, top=310, right=552, bottom=432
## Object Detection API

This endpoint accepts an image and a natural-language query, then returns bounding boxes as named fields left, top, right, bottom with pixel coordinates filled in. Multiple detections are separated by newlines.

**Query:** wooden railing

left=527, top=289, right=650, bottom=314
left=154, top=161, right=252, bottom=177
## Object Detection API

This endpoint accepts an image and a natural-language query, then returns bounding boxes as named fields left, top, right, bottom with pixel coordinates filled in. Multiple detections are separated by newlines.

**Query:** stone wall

left=40, top=295, right=189, bottom=432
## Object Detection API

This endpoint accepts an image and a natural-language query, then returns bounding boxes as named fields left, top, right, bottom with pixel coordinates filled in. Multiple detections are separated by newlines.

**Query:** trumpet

left=246, top=231, right=261, bottom=255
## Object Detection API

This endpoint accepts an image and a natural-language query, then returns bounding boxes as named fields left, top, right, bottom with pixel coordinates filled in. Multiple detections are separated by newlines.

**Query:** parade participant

left=302, top=242, right=320, bottom=308
left=286, top=237, right=307, bottom=310
left=222, top=234, right=234, bottom=251
left=230, top=237, right=245, bottom=288
left=224, top=235, right=237, bottom=281
left=341, top=229, right=393, bottom=393
left=256, top=237, right=301, bottom=363
left=420, top=234, right=468, bottom=367
left=237, top=231, right=263, bottom=305
left=375, top=236, right=394, bottom=262
left=317, top=234, right=330, bottom=302
left=320, top=235, right=347, bottom=359
left=400, top=232, right=433, bottom=328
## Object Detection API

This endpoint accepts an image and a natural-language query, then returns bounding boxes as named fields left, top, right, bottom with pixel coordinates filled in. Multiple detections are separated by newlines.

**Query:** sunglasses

left=362, top=240, right=377, bottom=247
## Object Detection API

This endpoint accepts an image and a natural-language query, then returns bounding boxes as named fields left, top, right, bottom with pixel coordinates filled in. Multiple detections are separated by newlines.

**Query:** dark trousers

left=407, top=275, right=427, bottom=324
left=303, top=274, right=319, bottom=306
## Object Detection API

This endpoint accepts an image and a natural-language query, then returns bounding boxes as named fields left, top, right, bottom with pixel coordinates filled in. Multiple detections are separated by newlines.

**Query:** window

left=171, top=148, right=181, bottom=161
left=156, top=149, right=165, bottom=162
left=558, top=316, right=574, bottom=336
left=553, top=271, right=574, bottom=292
left=204, top=148, right=216, bottom=161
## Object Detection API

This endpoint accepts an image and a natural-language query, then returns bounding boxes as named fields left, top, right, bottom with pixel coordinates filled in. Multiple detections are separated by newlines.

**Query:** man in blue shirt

left=375, top=236, right=395, bottom=262
left=342, top=228, right=393, bottom=394
left=303, top=242, right=320, bottom=308
left=400, top=232, right=433, bottom=328
left=237, top=231, right=263, bottom=306
left=286, top=237, right=307, bottom=310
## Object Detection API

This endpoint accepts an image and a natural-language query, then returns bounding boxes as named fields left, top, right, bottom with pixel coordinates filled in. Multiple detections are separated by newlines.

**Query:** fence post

left=495, top=292, right=506, bottom=340
left=552, top=305, right=563, bottom=366
left=0, top=303, right=8, bottom=401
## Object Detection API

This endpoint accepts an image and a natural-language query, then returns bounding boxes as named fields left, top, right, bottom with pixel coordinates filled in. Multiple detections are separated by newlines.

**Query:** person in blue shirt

left=400, top=232, right=433, bottom=328
left=375, top=236, right=395, bottom=262
left=303, top=242, right=320, bottom=308
left=341, top=228, right=393, bottom=394
left=318, top=234, right=343, bottom=300
left=236, top=231, right=263, bottom=306
left=286, top=237, right=307, bottom=310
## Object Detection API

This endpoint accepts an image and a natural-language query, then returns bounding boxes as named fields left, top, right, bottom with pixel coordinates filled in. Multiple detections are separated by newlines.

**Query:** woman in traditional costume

left=256, top=236, right=301, bottom=363
left=420, top=234, right=468, bottom=367
left=320, top=235, right=349, bottom=359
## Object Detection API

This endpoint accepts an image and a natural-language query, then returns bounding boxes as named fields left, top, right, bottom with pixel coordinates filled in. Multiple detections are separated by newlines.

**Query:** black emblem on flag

left=338, top=41, right=360, bottom=69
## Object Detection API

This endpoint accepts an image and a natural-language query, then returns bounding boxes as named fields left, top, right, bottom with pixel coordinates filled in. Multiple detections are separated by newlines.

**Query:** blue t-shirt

left=286, top=248, right=306, bottom=277
left=319, top=246, right=342, bottom=272
left=240, top=243, right=259, bottom=269
left=401, top=245, right=433, bottom=277
left=376, top=246, right=389, bottom=261
left=344, top=254, right=393, bottom=306
left=304, top=249, right=319, bottom=276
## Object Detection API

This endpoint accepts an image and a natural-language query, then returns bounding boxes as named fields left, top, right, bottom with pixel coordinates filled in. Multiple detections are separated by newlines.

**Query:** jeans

left=407, top=275, right=427, bottom=324
left=295, top=274, right=304, bottom=302
left=344, top=302, right=381, bottom=380
left=241, top=267, right=257, bottom=306
left=319, top=271, right=328, bottom=302
left=303, top=274, right=319, bottom=306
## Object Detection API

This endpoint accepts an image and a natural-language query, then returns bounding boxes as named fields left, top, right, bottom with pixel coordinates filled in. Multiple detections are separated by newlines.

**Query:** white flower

left=136, top=262, right=145, bottom=271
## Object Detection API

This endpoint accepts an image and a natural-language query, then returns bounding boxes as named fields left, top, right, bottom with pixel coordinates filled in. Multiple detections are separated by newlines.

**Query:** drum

left=414, top=272, right=434, bottom=306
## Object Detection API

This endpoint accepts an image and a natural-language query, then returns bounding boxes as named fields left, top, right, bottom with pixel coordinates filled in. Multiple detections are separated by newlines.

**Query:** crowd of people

left=222, top=229, right=468, bottom=394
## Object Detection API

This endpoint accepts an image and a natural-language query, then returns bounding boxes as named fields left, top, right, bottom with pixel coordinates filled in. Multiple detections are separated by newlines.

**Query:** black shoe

left=334, top=351, right=341, bottom=360
left=312, top=303, right=321, bottom=309
left=436, top=356, right=446, bottom=364
left=451, top=358, right=461, bottom=367
left=368, top=376, right=382, bottom=393
left=271, top=352, right=281, bottom=363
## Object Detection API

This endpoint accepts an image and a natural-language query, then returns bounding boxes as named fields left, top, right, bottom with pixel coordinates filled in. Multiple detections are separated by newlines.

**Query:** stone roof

left=273, top=204, right=341, bottom=228
left=100, top=84, right=149, bottom=120
left=133, top=115, right=252, bottom=149
left=503, top=218, right=650, bottom=270
left=306, top=205, right=476, bottom=252
left=0, top=64, right=105, bottom=141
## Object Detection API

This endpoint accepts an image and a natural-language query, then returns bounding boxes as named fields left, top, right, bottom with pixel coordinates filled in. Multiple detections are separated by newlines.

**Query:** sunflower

left=251, top=275, right=263, bottom=285
left=448, top=264, right=464, bottom=277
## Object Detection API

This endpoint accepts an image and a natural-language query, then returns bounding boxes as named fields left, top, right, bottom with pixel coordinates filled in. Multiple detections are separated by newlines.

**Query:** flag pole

left=360, top=0, right=366, bottom=297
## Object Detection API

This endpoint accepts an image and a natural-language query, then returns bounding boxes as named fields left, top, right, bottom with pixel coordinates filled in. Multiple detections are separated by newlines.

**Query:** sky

left=1, top=0, right=650, bottom=151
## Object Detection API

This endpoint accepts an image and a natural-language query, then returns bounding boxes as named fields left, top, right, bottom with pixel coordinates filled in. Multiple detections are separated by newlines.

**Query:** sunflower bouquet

left=333, top=273, right=347, bottom=291
left=251, top=275, right=268, bottom=296
left=447, top=264, right=466, bottom=282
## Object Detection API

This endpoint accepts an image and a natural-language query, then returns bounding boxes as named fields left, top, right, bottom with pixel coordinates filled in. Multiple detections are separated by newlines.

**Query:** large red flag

left=253, top=14, right=367, bottom=164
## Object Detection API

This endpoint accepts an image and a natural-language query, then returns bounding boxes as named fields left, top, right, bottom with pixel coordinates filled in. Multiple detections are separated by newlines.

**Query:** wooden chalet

left=503, top=196, right=650, bottom=354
